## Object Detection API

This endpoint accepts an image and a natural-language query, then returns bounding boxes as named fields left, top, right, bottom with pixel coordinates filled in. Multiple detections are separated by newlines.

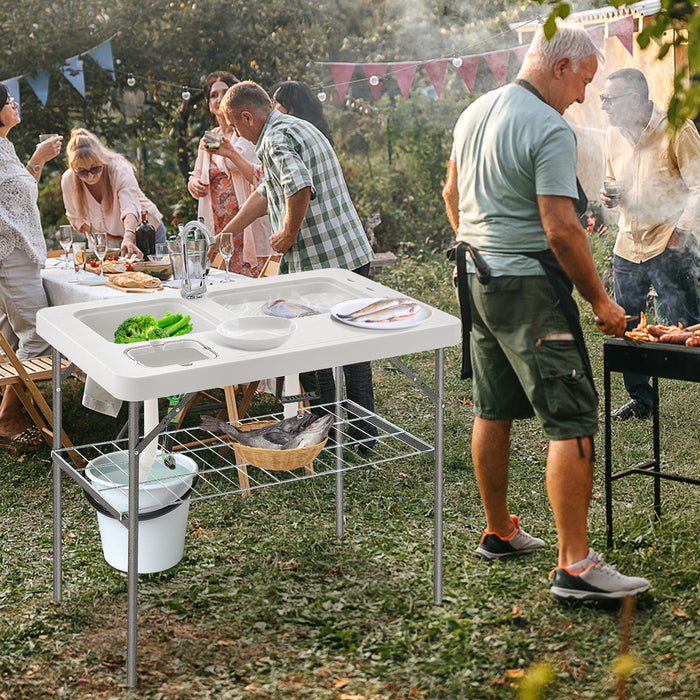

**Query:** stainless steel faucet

left=177, top=220, right=215, bottom=299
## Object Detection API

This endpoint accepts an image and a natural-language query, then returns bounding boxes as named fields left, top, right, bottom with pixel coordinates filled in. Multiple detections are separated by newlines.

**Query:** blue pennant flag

left=88, top=40, right=115, bottom=81
left=59, top=56, right=86, bottom=97
left=24, top=70, right=50, bottom=106
left=1, top=77, right=21, bottom=116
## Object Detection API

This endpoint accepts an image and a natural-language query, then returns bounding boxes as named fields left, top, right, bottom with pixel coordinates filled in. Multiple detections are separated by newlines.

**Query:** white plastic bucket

left=85, top=451, right=198, bottom=574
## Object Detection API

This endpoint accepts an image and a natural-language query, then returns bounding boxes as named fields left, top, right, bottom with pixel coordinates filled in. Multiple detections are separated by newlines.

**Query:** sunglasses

left=75, top=164, right=104, bottom=179
left=599, top=92, right=636, bottom=105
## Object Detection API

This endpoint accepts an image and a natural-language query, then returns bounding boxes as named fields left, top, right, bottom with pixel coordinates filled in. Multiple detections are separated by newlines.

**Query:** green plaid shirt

left=255, top=110, right=373, bottom=274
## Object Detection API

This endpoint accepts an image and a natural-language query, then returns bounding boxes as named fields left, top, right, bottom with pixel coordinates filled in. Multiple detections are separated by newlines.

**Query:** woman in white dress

left=0, top=84, right=62, bottom=449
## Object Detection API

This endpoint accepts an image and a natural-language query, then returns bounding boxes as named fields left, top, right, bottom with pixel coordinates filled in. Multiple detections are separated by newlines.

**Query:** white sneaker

left=549, top=549, right=651, bottom=600
left=475, top=515, right=545, bottom=560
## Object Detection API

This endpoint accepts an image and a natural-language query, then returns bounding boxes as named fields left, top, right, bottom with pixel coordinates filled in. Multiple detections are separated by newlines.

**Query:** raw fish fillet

left=262, top=299, right=319, bottom=318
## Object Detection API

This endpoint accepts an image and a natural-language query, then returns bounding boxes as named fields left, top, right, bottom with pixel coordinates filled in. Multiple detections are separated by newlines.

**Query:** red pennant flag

left=391, top=62, right=418, bottom=101
left=608, top=16, right=635, bottom=55
left=423, top=59, right=449, bottom=98
left=456, top=56, right=479, bottom=93
left=362, top=64, right=388, bottom=101
left=511, top=44, right=530, bottom=65
left=329, top=63, right=356, bottom=102
left=483, top=49, right=510, bottom=87
left=587, top=25, right=604, bottom=50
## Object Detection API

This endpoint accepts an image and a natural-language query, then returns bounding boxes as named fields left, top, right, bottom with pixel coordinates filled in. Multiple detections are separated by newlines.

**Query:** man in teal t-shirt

left=443, top=21, right=650, bottom=602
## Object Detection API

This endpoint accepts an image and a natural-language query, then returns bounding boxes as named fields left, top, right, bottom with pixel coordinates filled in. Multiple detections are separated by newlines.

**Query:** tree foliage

left=1, top=0, right=697, bottom=246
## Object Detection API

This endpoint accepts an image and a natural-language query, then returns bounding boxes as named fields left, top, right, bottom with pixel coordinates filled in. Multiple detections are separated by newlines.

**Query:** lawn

left=0, top=257, right=698, bottom=699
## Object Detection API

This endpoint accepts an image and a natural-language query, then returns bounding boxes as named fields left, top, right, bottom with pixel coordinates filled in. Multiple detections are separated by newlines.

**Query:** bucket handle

left=83, top=473, right=200, bottom=522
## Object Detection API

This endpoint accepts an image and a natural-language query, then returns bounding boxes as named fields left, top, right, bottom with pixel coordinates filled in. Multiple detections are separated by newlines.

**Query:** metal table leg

left=652, top=375, right=661, bottom=519
left=604, top=354, right=613, bottom=549
left=334, top=366, right=345, bottom=538
left=126, top=401, right=140, bottom=688
left=52, top=348, right=63, bottom=602
left=434, top=348, right=444, bottom=605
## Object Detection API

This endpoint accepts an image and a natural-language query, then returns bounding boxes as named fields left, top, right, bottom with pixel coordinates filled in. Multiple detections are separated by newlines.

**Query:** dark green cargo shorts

left=468, top=274, right=598, bottom=440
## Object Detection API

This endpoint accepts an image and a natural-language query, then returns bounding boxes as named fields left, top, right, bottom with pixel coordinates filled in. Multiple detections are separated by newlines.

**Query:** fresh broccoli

left=114, top=315, right=168, bottom=344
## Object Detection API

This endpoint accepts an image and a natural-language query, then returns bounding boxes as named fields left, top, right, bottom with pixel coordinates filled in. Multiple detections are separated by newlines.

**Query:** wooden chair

left=0, top=331, right=82, bottom=465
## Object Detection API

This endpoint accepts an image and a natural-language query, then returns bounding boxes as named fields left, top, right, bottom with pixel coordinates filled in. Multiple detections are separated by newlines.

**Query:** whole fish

left=338, top=297, right=411, bottom=321
left=200, top=413, right=333, bottom=450
left=263, top=299, right=319, bottom=319
left=354, top=302, right=422, bottom=323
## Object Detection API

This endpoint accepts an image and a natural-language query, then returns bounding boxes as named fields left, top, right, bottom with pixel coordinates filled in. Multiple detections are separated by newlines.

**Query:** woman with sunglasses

left=0, top=84, right=62, bottom=450
left=61, top=128, right=165, bottom=259
left=188, top=71, right=272, bottom=277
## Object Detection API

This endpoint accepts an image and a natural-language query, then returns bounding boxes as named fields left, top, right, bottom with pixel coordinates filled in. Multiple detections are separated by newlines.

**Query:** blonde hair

left=525, top=20, right=604, bottom=72
left=65, top=128, right=133, bottom=221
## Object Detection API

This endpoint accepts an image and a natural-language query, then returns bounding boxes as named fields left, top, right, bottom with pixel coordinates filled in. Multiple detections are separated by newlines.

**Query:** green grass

left=1, top=257, right=699, bottom=699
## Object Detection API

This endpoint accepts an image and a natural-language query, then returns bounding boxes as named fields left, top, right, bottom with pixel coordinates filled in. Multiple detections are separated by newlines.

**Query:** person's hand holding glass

left=58, top=225, right=73, bottom=270
left=218, top=232, right=234, bottom=282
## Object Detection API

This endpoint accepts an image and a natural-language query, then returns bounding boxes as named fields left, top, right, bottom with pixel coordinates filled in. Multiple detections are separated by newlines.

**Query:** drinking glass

left=603, top=178, right=623, bottom=208
left=71, top=242, right=85, bottom=278
left=218, top=233, right=234, bottom=282
left=93, top=233, right=108, bottom=278
left=58, top=225, right=73, bottom=270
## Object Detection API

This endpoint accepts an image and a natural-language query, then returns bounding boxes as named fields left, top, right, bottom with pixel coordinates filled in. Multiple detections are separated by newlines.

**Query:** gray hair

left=526, top=19, right=604, bottom=72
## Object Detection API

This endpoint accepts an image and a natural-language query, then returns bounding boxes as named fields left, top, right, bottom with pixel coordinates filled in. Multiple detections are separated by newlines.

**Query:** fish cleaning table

left=37, top=268, right=461, bottom=688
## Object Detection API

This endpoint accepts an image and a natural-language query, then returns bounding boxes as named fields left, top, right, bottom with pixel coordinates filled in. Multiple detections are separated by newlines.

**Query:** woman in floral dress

left=188, top=71, right=272, bottom=277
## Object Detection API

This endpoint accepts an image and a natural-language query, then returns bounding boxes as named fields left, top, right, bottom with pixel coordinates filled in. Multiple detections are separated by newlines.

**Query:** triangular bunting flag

left=608, top=16, right=635, bottom=55
left=587, top=25, right=604, bottom=50
left=2, top=77, right=21, bottom=115
left=329, top=63, right=356, bottom=102
left=362, top=64, right=387, bottom=101
left=25, top=70, right=50, bottom=106
left=59, top=56, right=86, bottom=97
left=483, top=49, right=510, bottom=87
left=511, top=44, right=530, bottom=65
left=88, top=40, right=115, bottom=81
left=456, top=56, right=479, bottom=93
left=391, top=62, right=418, bottom=101
left=422, top=59, right=449, bottom=98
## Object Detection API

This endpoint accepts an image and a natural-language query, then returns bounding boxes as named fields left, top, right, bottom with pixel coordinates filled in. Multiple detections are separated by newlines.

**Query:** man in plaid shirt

left=216, top=80, right=373, bottom=274
left=216, top=80, right=377, bottom=450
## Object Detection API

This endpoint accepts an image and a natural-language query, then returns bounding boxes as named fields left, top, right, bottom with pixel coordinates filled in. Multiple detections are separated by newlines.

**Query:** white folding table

left=37, top=268, right=461, bottom=687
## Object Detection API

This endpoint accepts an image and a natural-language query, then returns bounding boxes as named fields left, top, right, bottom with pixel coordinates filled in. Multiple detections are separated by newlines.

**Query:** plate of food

left=330, top=297, right=430, bottom=330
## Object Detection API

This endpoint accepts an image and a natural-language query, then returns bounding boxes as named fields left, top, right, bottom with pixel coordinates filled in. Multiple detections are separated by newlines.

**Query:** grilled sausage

left=685, top=336, right=700, bottom=347
left=659, top=332, right=694, bottom=344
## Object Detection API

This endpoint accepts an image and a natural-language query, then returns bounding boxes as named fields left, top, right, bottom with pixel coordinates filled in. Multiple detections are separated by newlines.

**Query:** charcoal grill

left=604, top=338, right=700, bottom=546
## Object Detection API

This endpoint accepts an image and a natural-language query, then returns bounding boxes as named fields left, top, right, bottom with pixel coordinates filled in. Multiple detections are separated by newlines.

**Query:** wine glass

left=218, top=233, right=234, bottom=282
left=71, top=242, right=85, bottom=279
left=92, top=233, right=108, bottom=278
left=58, top=225, right=73, bottom=270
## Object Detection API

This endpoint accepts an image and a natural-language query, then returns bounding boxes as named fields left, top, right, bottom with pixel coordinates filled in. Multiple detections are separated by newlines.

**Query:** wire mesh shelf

left=53, top=401, right=434, bottom=517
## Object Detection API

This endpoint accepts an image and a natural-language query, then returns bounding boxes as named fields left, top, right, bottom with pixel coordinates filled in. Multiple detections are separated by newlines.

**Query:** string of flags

left=315, top=16, right=635, bottom=103
left=1, top=15, right=636, bottom=115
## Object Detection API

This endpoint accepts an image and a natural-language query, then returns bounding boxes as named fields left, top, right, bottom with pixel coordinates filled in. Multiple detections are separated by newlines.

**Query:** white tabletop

left=37, top=268, right=462, bottom=403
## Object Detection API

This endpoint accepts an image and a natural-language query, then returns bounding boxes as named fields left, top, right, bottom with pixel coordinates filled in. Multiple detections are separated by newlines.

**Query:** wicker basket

left=231, top=420, right=327, bottom=471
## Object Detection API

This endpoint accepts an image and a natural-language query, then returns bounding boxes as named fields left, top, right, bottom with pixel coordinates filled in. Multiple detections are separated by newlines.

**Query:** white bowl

left=216, top=316, right=295, bottom=351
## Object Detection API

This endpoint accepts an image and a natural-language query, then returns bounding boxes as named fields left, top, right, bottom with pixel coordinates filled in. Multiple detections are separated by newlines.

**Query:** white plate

left=216, top=316, right=296, bottom=351
left=331, top=297, right=431, bottom=330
